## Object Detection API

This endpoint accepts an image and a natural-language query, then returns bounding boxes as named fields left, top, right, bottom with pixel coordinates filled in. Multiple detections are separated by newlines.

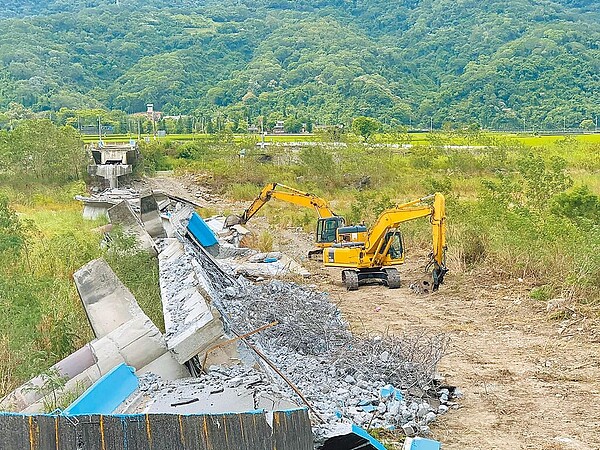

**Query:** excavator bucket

left=224, top=214, right=243, bottom=228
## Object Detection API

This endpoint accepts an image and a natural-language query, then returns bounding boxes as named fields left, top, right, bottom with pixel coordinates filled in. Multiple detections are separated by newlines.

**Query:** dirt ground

left=147, top=174, right=600, bottom=449
left=325, top=261, right=600, bottom=450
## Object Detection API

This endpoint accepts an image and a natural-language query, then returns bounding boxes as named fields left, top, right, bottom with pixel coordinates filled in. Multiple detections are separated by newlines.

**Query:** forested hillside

left=1, top=0, right=599, bottom=128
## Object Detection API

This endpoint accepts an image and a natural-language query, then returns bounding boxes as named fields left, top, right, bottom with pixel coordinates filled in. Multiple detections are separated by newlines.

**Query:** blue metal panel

left=350, top=424, right=387, bottom=450
left=63, top=363, right=138, bottom=415
left=187, top=212, right=218, bottom=247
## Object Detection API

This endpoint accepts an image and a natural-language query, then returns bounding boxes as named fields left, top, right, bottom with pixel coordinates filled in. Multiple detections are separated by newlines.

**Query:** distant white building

left=272, top=120, right=285, bottom=134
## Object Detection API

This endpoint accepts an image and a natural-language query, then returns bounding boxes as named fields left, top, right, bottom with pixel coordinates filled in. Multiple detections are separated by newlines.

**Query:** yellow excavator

left=323, top=193, right=448, bottom=291
left=224, top=182, right=361, bottom=259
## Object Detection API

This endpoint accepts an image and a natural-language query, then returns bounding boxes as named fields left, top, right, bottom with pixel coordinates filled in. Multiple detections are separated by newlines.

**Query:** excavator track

left=383, top=268, right=401, bottom=289
left=342, top=270, right=359, bottom=291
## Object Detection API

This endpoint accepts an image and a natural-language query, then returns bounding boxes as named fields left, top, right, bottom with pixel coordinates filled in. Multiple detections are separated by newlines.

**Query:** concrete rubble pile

left=205, top=216, right=311, bottom=278
left=211, top=279, right=457, bottom=439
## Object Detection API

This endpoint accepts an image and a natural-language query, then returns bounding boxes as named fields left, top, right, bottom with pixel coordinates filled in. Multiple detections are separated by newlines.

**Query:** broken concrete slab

left=158, top=239, right=225, bottom=364
left=107, top=200, right=157, bottom=253
left=118, top=366, right=299, bottom=415
left=140, top=190, right=165, bottom=238
left=75, top=188, right=139, bottom=219
left=222, top=252, right=310, bottom=279
left=74, top=258, right=187, bottom=378
left=167, top=203, right=195, bottom=237
left=90, top=315, right=168, bottom=374
left=74, top=258, right=145, bottom=338
left=138, top=352, right=190, bottom=381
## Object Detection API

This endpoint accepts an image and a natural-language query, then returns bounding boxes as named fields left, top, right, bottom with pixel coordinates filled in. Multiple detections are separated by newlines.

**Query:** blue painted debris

left=63, top=363, right=138, bottom=415
left=187, top=212, right=218, bottom=248
left=360, top=404, right=377, bottom=413
left=351, top=425, right=387, bottom=450
left=403, top=437, right=442, bottom=450
left=320, top=424, right=388, bottom=450
left=263, top=257, right=278, bottom=263
left=380, top=384, right=403, bottom=401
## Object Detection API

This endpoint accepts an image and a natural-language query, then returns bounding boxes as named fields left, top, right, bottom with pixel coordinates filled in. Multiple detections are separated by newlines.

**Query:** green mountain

left=0, top=0, right=599, bottom=128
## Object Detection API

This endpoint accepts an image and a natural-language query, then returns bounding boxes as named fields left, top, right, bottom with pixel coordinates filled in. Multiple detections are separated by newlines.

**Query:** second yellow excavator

left=323, top=193, right=448, bottom=291
left=224, top=182, right=362, bottom=259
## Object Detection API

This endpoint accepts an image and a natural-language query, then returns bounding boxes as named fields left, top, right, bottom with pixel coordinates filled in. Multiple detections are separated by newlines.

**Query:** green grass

left=0, top=184, right=163, bottom=397
left=511, top=133, right=600, bottom=146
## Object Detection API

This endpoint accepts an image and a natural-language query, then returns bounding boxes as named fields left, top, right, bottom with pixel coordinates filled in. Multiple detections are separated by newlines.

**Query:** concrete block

left=138, top=352, right=189, bottom=381
left=158, top=239, right=226, bottom=364
left=74, top=258, right=144, bottom=338
left=164, top=302, right=224, bottom=364
left=89, top=332, right=126, bottom=374
left=140, top=191, right=165, bottom=238
left=107, top=201, right=156, bottom=253
left=91, top=316, right=167, bottom=372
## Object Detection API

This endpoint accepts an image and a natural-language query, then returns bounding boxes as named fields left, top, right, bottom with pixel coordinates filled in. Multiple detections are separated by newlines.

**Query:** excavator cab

left=381, top=230, right=404, bottom=262
left=316, top=217, right=345, bottom=244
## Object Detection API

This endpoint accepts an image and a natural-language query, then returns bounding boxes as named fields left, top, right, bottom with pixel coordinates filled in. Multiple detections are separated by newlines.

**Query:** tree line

left=0, top=0, right=599, bottom=129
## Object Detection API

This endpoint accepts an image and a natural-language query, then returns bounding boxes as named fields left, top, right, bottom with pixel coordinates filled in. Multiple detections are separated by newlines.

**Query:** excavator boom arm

left=365, top=193, right=446, bottom=268
left=239, top=183, right=337, bottom=223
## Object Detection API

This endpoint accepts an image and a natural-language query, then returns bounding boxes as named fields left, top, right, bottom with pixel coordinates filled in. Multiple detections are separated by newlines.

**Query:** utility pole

left=98, top=116, right=102, bottom=144
left=563, top=116, right=566, bottom=133
left=430, top=117, right=433, bottom=132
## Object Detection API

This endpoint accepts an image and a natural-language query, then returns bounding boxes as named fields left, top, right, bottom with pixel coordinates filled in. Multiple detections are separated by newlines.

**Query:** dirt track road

left=321, top=261, right=600, bottom=450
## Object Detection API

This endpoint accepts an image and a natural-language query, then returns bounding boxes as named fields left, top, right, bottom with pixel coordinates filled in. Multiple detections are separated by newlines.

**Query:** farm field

left=82, top=130, right=600, bottom=148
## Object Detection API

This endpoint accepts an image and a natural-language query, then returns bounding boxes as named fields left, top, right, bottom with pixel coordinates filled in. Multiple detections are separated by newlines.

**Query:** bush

left=551, top=185, right=600, bottom=226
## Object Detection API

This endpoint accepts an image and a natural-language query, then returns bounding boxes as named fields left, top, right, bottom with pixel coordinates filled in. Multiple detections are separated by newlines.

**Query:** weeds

left=0, top=187, right=163, bottom=397
left=257, top=231, right=274, bottom=253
